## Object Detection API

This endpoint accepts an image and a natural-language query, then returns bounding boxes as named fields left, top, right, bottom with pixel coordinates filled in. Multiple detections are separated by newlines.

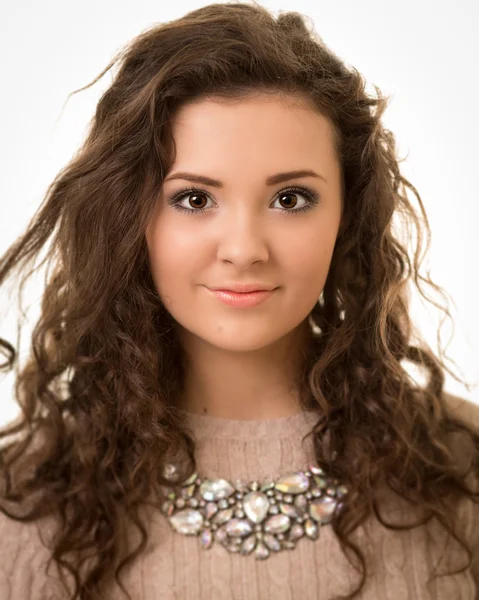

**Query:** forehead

left=169, top=94, right=339, bottom=172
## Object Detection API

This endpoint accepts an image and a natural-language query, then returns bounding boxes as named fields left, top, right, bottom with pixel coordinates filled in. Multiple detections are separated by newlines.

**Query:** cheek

left=150, top=215, right=202, bottom=258
left=279, top=225, right=336, bottom=280
left=146, top=223, right=198, bottom=295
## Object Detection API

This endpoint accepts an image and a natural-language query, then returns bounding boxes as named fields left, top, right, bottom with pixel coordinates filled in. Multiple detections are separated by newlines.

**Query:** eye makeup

left=167, top=185, right=321, bottom=216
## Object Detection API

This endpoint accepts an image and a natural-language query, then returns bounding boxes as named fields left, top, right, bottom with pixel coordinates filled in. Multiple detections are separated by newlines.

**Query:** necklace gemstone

left=160, top=463, right=348, bottom=560
left=274, top=472, right=310, bottom=494
left=199, top=478, right=235, bottom=501
left=169, top=508, right=204, bottom=535
left=243, top=491, right=270, bottom=523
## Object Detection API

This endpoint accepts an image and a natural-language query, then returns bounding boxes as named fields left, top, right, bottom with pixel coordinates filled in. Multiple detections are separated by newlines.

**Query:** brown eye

left=186, top=193, right=209, bottom=210
left=276, top=192, right=302, bottom=210
left=168, top=185, right=320, bottom=215
left=169, top=188, right=213, bottom=214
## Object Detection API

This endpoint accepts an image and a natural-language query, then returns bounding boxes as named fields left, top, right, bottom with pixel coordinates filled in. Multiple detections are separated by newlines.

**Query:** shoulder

left=439, top=393, right=479, bottom=591
left=0, top=509, right=66, bottom=599
left=441, top=390, right=479, bottom=433
left=436, top=390, right=478, bottom=476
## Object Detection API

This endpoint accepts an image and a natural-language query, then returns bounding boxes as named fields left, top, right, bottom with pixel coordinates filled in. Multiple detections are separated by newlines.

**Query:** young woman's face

left=146, top=93, right=343, bottom=353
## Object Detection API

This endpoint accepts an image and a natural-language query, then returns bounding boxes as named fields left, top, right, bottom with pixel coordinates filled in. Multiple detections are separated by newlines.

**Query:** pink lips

left=207, top=288, right=275, bottom=308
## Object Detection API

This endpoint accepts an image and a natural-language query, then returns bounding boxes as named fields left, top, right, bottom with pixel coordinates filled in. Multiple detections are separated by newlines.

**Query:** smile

left=206, top=287, right=276, bottom=308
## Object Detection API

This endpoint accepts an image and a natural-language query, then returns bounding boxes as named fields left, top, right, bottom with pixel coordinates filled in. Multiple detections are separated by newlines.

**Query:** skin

left=145, top=93, right=343, bottom=420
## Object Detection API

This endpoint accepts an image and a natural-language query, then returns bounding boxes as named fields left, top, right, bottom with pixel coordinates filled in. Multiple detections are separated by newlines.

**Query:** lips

left=206, top=287, right=276, bottom=308
left=216, top=288, right=267, bottom=293
left=208, top=284, right=276, bottom=293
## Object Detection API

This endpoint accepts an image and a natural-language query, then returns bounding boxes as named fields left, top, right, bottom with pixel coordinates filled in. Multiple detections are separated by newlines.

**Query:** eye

left=272, top=190, right=310, bottom=211
left=169, top=189, right=214, bottom=213
left=168, top=185, right=320, bottom=215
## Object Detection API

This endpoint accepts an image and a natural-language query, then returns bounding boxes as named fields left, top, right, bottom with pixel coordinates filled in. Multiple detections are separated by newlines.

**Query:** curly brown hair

left=0, top=2, right=477, bottom=599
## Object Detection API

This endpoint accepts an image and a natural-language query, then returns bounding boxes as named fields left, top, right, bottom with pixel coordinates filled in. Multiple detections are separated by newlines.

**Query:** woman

left=0, top=2, right=477, bottom=599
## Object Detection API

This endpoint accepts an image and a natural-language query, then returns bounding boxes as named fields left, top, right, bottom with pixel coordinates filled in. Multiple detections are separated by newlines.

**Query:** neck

left=176, top=319, right=314, bottom=420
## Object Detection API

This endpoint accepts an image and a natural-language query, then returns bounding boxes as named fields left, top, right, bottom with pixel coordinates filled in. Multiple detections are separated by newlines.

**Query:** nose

left=216, top=210, right=269, bottom=268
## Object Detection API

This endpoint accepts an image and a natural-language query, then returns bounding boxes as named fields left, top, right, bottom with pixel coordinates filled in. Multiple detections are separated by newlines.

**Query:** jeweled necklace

left=159, top=461, right=348, bottom=560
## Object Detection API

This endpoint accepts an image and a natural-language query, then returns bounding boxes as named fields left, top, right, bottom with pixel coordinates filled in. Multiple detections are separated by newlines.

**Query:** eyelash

left=167, top=185, right=320, bottom=215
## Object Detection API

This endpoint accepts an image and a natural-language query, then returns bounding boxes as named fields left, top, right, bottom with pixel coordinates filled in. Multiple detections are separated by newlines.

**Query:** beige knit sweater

left=0, top=394, right=478, bottom=599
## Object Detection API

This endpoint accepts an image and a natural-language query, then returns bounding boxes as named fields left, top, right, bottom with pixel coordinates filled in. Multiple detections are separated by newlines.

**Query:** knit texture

left=0, top=395, right=477, bottom=599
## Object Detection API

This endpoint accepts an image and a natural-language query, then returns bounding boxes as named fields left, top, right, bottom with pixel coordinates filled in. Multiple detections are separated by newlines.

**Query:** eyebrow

left=163, top=169, right=327, bottom=187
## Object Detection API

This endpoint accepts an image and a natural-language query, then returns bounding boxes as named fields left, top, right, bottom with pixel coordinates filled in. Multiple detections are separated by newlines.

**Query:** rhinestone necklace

left=159, top=461, right=348, bottom=560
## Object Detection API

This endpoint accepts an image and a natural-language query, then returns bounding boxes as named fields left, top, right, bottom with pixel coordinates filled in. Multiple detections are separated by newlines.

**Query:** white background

left=0, top=0, right=478, bottom=428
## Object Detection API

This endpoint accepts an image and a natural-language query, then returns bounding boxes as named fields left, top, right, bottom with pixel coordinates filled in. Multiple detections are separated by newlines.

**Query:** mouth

left=205, top=287, right=276, bottom=308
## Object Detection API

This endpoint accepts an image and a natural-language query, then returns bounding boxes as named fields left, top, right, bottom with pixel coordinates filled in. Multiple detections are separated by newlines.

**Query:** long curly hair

left=0, top=2, right=477, bottom=599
